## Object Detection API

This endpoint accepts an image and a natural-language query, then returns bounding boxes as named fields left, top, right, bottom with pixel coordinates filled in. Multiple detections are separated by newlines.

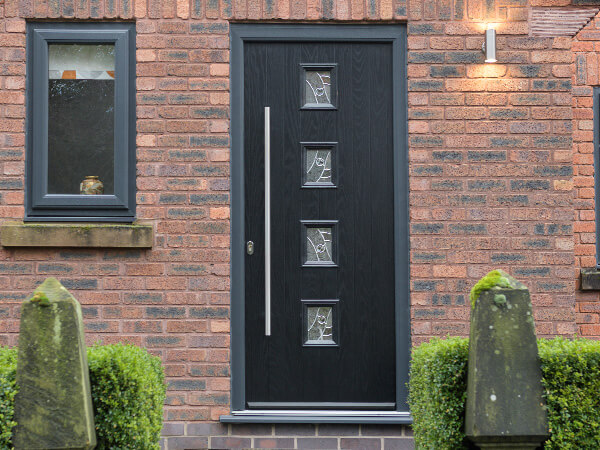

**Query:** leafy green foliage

left=408, top=337, right=470, bottom=449
left=409, top=337, right=600, bottom=449
left=0, top=344, right=166, bottom=449
left=88, top=344, right=167, bottom=450
left=539, top=337, right=600, bottom=449
left=0, top=347, right=17, bottom=450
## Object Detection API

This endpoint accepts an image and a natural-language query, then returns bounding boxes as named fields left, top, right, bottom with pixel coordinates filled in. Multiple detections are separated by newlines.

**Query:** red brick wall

left=0, top=0, right=599, bottom=446
left=407, top=1, right=578, bottom=342
left=572, top=13, right=600, bottom=337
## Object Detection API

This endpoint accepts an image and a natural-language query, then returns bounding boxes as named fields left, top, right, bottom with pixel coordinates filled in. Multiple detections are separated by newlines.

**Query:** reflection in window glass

left=48, top=44, right=115, bottom=195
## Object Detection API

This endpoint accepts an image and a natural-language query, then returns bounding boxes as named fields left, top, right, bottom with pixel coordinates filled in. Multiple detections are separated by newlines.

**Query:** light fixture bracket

left=483, top=28, right=497, bottom=63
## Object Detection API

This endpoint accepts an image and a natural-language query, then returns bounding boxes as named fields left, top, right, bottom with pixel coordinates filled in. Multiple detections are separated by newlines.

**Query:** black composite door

left=244, top=40, right=397, bottom=409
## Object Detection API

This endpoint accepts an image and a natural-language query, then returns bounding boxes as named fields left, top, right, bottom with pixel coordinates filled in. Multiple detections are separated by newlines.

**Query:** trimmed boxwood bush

left=409, top=337, right=600, bottom=449
left=0, top=347, right=17, bottom=450
left=0, top=344, right=166, bottom=449
left=88, top=344, right=167, bottom=449
left=408, top=337, right=470, bottom=449
left=538, top=338, right=600, bottom=449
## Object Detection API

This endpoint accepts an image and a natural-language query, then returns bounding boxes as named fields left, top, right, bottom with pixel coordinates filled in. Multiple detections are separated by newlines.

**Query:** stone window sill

left=581, top=268, right=600, bottom=291
left=0, top=222, right=153, bottom=248
left=220, top=411, right=413, bottom=424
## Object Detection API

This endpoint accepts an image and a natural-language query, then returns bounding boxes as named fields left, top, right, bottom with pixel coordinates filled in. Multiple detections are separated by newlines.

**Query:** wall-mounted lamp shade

left=484, top=28, right=497, bottom=63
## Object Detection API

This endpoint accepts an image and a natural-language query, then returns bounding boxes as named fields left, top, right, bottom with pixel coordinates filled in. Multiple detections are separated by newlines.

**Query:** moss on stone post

left=13, top=278, right=96, bottom=450
left=466, top=270, right=549, bottom=450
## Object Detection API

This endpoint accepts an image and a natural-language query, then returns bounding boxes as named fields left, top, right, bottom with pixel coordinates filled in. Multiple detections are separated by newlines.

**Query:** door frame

left=223, top=23, right=411, bottom=424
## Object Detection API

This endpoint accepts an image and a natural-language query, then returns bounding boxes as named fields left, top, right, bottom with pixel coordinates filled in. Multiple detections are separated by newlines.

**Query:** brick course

left=160, top=423, right=414, bottom=450
left=0, top=0, right=599, bottom=445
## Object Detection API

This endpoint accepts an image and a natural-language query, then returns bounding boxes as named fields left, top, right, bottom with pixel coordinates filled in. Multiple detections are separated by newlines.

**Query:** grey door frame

left=223, top=23, right=411, bottom=424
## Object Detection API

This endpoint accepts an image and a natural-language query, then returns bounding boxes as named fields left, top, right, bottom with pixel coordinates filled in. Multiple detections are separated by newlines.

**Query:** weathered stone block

left=13, top=278, right=96, bottom=450
left=466, top=270, right=549, bottom=449
left=0, top=221, right=153, bottom=248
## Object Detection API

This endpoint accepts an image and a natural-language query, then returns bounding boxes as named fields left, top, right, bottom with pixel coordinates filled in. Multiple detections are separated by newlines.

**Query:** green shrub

left=88, top=344, right=167, bottom=450
left=0, top=347, right=17, bottom=450
left=539, top=337, right=600, bottom=449
left=408, top=337, right=470, bottom=450
left=409, top=337, right=600, bottom=449
left=0, top=344, right=166, bottom=449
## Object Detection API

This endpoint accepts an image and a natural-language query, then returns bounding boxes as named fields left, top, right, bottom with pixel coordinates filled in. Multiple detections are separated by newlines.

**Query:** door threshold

left=220, top=410, right=413, bottom=424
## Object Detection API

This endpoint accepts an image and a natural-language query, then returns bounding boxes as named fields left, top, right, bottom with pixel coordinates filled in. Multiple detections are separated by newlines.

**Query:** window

left=26, top=23, right=136, bottom=221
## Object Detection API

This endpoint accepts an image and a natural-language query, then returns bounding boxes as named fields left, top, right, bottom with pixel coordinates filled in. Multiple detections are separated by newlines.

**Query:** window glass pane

left=305, top=148, right=332, bottom=184
left=305, top=70, right=331, bottom=105
left=306, top=227, right=333, bottom=263
left=48, top=44, right=115, bottom=195
left=306, top=306, right=334, bottom=344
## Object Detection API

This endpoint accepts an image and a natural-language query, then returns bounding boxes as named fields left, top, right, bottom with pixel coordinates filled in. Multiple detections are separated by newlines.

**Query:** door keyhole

left=246, top=241, right=255, bottom=255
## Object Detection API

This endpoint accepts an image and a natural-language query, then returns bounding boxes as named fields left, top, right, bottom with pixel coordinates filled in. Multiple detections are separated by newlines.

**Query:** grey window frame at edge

left=26, top=22, right=136, bottom=222
left=224, top=24, right=411, bottom=425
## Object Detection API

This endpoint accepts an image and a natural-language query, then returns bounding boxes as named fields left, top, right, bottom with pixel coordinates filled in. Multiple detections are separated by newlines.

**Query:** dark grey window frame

left=301, top=141, right=338, bottom=188
left=300, top=63, right=338, bottom=110
left=26, top=22, right=136, bottom=222
left=224, top=23, right=411, bottom=424
left=301, top=220, right=339, bottom=268
left=301, top=298, right=340, bottom=347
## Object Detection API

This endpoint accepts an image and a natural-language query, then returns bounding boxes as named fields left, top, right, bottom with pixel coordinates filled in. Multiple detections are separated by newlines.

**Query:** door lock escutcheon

left=246, top=241, right=254, bottom=255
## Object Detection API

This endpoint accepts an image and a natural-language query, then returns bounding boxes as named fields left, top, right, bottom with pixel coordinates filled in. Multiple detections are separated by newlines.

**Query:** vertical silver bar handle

left=264, top=107, right=271, bottom=336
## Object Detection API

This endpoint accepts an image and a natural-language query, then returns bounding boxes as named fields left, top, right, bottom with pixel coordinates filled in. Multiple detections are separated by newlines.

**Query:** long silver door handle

left=264, top=106, right=271, bottom=336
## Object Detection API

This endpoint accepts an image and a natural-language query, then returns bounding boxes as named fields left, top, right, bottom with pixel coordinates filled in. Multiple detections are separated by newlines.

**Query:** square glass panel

left=306, top=227, right=333, bottom=263
left=305, top=149, right=332, bottom=185
left=48, top=44, right=115, bottom=195
left=301, top=64, right=336, bottom=109
left=306, top=306, right=334, bottom=344
left=305, top=70, right=331, bottom=105
left=302, top=142, right=337, bottom=188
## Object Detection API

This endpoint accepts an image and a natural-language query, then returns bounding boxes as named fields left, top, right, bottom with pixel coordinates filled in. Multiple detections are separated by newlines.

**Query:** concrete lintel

left=0, top=221, right=153, bottom=248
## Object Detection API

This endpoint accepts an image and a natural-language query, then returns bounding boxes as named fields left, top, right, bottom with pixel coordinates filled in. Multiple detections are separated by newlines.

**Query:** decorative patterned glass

left=306, top=149, right=332, bottom=184
left=302, top=142, right=337, bottom=188
left=301, top=64, right=336, bottom=109
left=306, top=227, right=333, bottom=263
left=305, top=71, right=331, bottom=105
left=48, top=44, right=115, bottom=195
left=306, top=306, right=334, bottom=344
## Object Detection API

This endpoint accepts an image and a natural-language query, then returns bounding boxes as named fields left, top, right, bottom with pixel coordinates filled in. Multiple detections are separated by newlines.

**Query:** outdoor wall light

left=483, top=27, right=497, bottom=63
